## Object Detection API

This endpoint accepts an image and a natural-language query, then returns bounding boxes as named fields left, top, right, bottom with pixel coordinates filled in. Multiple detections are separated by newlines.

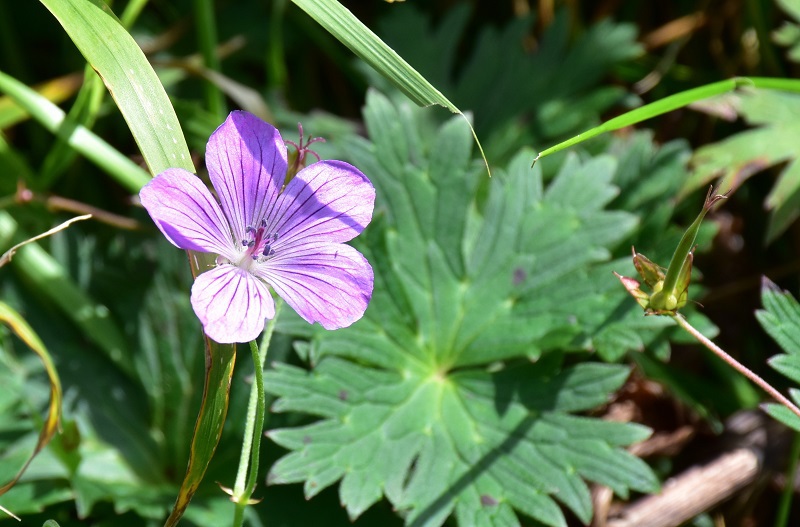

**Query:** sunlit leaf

left=39, top=0, right=193, bottom=175
left=266, top=91, right=659, bottom=526
left=38, top=4, right=239, bottom=524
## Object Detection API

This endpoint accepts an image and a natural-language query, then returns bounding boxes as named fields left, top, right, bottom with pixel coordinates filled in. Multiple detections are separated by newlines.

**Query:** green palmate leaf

left=606, top=131, right=692, bottom=246
left=266, top=91, right=659, bottom=526
left=686, top=89, right=800, bottom=243
left=757, top=278, right=800, bottom=431
left=267, top=359, right=653, bottom=526
left=39, top=0, right=193, bottom=175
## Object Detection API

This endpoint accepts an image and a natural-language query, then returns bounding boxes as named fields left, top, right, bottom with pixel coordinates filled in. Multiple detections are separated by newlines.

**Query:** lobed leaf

left=267, top=92, right=660, bottom=526
left=757, top=278, right=800, bottom=431
left=686, top=89, right=800, bottom=242
left=774, top=0, right=800, bottom=62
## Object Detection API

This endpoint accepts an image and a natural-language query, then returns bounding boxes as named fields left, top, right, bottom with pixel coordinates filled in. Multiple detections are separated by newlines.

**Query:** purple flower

left=140, top=111, right=374, bottom=343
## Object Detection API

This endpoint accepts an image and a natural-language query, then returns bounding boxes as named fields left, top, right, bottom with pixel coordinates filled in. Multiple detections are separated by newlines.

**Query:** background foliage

left=1, top=1, right=800, bottom=526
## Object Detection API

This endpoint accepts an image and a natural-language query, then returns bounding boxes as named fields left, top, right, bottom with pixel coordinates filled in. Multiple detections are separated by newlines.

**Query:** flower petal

left=191, top=265, right=275, bottom=343
left=140, top=168, right=235, bottom=258
left=256, top=242, right=373, bottom=330
left=205, top=111, right=287, bottom=242
left=267, top=160, right=374, bottom=247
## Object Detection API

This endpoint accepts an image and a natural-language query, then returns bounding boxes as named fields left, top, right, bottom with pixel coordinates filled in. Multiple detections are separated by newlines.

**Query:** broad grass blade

left=39, top=0, right=193, bottom=175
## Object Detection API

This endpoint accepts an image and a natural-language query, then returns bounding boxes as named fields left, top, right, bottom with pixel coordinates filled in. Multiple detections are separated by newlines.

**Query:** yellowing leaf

left=0, top=302, right=62, bottom=499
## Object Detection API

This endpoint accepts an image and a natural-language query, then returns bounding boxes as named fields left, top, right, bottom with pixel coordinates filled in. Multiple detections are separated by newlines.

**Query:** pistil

left=240, top=220, right=278, bottom=263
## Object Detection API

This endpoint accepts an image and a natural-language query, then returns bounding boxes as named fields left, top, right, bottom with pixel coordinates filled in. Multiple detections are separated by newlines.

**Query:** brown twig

left=606, top=411, right=787, bottom=527
left=13, top=183, right=140, bottom=231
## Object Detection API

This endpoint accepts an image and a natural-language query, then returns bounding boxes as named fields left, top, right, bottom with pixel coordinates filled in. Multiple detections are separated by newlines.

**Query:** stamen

left=240, top=223, right=279, bottom=263
left=261, top=233, right=279, bottom=257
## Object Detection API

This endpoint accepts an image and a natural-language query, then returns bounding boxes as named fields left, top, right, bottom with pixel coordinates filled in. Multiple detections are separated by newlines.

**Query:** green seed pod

left=614, top=186, right=725, bottom=316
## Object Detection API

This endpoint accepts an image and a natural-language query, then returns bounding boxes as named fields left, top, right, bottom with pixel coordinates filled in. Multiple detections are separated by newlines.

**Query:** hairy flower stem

left=232, top=300, right=283, bottom=527
left=673, top=314, right=800, bottom=421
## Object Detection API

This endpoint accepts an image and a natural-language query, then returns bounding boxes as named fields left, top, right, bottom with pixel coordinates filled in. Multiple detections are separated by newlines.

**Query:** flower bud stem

left=232, top=300, right=283, bottom=527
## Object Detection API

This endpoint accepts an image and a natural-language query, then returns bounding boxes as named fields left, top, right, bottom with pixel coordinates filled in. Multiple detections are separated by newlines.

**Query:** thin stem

left=774, top=431, right=800, bottom=527
left=231, top=341, right=260, bottom=492
left=194, top=0, right=226, bottom=119
left=267, top=0, right=288, bottom=89
left=673, top=314, right=800, bottom=421
left=119, top=0, right=150, bottom=28
left=231, top=300, right=282, bottom=527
